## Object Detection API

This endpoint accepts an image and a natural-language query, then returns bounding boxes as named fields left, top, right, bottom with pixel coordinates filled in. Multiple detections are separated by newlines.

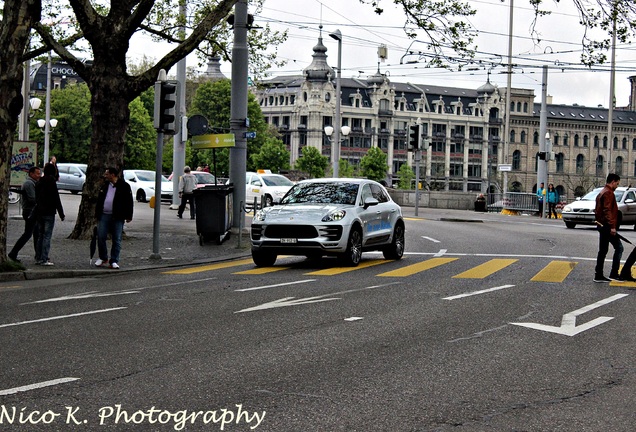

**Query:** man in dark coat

left=94, top=167, right=134, bottom=269
left=8, top=166, right=41, bottom=262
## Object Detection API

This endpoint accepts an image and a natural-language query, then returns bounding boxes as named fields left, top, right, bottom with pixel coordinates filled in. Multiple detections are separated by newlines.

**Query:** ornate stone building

left=254, top=34, right=636, bottom=199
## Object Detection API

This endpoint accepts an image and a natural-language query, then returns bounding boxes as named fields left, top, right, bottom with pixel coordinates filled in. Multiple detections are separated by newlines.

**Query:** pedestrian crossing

left=157, top=255, right=636, bottom=285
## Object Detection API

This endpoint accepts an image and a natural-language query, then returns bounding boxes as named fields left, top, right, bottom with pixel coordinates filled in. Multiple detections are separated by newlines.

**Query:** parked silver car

left=56, top=163, right=87, bottom=194
left=250, top=178, right=405, bottom=267
left=561, top=187, right=636, bottom=229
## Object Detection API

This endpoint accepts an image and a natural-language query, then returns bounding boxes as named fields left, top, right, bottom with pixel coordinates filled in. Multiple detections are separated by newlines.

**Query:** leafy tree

left=251, top=139, right=290, bottom=173
left=360, top=147, right=388, bottom=182
left=338, top=159, right=356, bottom=178
left=0, top=0, right=41, bottom=264
left=295, top=146, right=329, bottom=179
left=189, top=79, right=272, bottom=175
left=397, top=163, right=415, bottom=190
left=124, top=98, right=156, bottom=170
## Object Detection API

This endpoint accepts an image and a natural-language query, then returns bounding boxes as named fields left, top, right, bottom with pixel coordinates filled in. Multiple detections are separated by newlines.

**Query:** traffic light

left=154, top=80, right=179, bottom=135
left=408, top=124, right=420, bottom=151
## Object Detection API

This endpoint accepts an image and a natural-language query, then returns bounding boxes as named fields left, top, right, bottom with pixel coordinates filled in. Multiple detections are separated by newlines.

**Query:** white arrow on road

left=22, top=290, right=140, bottom=304
left=510, top=293, right=629, bottom=336
left=235, top=282, right=401, bottom=313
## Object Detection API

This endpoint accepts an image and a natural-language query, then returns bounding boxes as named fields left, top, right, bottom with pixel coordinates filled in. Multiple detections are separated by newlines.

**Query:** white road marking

left=235, top=279, right=316, bottom=292
left=344, top=317, right=364, bottom=321
left=421, top=236, right=440, bottom=243
left=22, top=291, right=140, bottom=304
left=236, top=282, right=401, bottom=313
left=0, top=378, right=80, bottom=396
left=511, top=294, right=629, bottom=336
left=433, top=249, right=448, bottom=257
left=0, top=308, right=127, bottom=329
left=443, top=285, right=515, bottom=300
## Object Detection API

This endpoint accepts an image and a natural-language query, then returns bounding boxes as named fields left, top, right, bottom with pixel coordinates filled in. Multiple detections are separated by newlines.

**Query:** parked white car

left=245, top=170, right=294, bottom=207
left=561, top=187, right=636, bottom=229
left=123, top=169, right=173, bottom=203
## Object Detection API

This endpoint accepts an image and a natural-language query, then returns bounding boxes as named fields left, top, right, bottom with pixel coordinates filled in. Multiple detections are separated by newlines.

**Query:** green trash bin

left=193, top=184, right=233, bottom=245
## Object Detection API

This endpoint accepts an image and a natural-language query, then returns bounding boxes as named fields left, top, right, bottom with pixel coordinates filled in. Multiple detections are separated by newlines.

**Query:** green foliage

left=295, top=146, right=329, bottom=179
left=251, top=139, right=290, bottom=173
left=397, top=163, right=415, bottom=190
left=339, top=159, right=356, bottom=178
left=41, top=84, right=92, bottom=164
left=124, top=97, right=156, bottom=170
left=359, top=147, right=388, bottom=182
left=189, top=79, right=274, bottom=175
left=0, top=260, right=25, bottom=272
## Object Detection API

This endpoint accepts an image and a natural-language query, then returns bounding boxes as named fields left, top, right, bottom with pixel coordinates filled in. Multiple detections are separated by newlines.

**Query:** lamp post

left=329, top=29, right=343, bottom=177
left=324, top=125, right=351, bottom=176
left=37, top=118, right=58, bottom=163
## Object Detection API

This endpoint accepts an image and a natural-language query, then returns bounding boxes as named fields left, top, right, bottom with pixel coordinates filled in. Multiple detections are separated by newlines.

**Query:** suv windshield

left=281, top=182, right=359, bottom=205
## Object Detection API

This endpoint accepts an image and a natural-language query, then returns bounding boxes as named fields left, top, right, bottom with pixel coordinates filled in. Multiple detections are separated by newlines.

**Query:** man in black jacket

left=8, top=166, right=41, bottom=262
left=95, top=167, right=134, bottom=269
left=34, top=163, right=65, bottom=266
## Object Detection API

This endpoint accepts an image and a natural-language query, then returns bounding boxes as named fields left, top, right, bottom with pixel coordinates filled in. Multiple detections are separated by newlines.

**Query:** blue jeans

left=35, top=215, right=55, bottom=262
left=97, top=213, right=124, bottom=264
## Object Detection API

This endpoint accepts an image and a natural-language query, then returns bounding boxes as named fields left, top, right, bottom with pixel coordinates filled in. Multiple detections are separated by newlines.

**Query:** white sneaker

left=42, top=261, right=54, bottom=266
left=110, top=263, right=120, bottom=269
left=94, top=259, right=107, bottom=267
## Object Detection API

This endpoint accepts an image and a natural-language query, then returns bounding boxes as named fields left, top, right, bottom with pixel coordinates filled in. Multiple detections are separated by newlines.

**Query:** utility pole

left=171, top=0, right=187, bottom=209
left=229, top=0, right=249, bottom=232
left=537, top=66, right=549, bottom=218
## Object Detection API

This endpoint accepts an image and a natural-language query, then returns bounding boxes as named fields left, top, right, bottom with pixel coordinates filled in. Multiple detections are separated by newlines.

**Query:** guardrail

left=486, top=192, right=567, bottom=215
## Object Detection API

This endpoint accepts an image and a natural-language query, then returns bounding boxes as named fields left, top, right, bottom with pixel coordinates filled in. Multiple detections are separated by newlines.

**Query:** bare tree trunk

left=0, top=0, right=41, bottom=263
left=69, top=76, right=131, bottom=240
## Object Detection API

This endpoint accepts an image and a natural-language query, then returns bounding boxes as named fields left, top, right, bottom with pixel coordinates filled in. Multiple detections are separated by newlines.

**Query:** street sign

left=498, top=164, right=512, bottom=172
left=191, top=133, right=236, bottom=149
left=244, top=131, right=257, bottom=139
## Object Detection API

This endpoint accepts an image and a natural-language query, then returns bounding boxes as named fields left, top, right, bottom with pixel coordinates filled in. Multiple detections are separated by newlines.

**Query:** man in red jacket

left=594, top=173, right=623, bottom=282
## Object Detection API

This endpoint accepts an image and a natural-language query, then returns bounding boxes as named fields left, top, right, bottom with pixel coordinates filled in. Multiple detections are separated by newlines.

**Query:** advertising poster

left=11, top=141, right=38, bottom=187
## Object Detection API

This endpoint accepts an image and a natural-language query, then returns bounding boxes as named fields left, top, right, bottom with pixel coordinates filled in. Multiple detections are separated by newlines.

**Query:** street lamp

left=37, top=118, right=58, bottom=163
left=329, top=29, right=343, bottom=177
left=324, top=125, right=351, bottom=177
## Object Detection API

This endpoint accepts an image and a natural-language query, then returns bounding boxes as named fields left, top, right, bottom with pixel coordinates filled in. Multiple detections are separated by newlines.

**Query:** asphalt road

left=1, top=212, right=635, bottom=431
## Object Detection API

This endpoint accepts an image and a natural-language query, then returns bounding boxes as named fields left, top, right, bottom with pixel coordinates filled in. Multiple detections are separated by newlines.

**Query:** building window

left=512, top=150, right=521, bottom=170
left=520, top=131, right=526, bottom=143
left=603, top=136, right=608, bottom=148
left=574, top=134, right=579, bottom=147
left=523, top=102, right=528, bottom=113
left=623, top=137, right=627, bottom=149
left=556, top=153, right=564, bottom=172
left=517, top=102, right=522, bottom=112
left=576, top=154, right=585, bottom=174
left=594, top=136, right=599, bottom=148
left=613, top=137, right=618, bottom=150
left=616, top=156, right=624, bottom=176
left=563, top=134, right=569, bottom=146
left=510, top=129, right=515, bottom=143
left=510, top=101, right=515, bottom=112
left=553, top=133, right=559, bottom=146
left=584, top=135, right=589, bottom=147
left=596, top=155, right=604, bottom=176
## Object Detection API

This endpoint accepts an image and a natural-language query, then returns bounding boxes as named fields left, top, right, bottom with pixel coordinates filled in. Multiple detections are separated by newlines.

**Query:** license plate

left=280, top=238, right=297, bottom=244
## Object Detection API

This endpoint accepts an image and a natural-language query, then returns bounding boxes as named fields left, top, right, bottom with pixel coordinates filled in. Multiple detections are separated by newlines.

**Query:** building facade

left=254, top=34, right=636, bottom=200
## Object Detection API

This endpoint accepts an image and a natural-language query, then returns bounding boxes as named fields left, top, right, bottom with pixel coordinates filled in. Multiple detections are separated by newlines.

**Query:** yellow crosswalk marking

left=307, top=259, right=389, bottom=276
left=452, top=258, right=518, bottom=279
left=163, top=258, right=254, bottom=274
left=378, top=257, right=458, bottom=277
left=235, top=267, right=290, bottom=275
left=531, top=261, right=578, bottom=282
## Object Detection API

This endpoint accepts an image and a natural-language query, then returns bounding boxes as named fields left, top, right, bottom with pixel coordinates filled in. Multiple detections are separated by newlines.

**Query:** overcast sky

left=131, top=0, right=636, bottom=109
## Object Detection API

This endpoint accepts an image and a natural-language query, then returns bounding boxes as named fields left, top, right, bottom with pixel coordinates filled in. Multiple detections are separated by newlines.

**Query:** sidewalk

left=2, top=199, right=554, bottom=282
left=3, top=200, right=252, bottom=282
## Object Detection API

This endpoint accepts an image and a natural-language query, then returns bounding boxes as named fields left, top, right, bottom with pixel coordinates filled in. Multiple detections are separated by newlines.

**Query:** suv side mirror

left=363, top=197, right=379, bottom=209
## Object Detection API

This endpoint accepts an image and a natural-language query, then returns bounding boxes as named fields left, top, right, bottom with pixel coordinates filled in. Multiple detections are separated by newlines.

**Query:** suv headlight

left=254, top=210, right=267, bottom=222
left=322, top=210, right=346, bottom=222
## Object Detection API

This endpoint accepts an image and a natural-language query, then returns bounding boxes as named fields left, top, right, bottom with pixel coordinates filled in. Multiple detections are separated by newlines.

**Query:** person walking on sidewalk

left=177, top=166, right=197, bottom=219
left=546, top=183, right=559, bottom=219
left=536, top=182, right=545, bottom=217
left=8, top=166, right=41, bottom=262
left=594, top=173, right=623, bottom=283
left=95, top=167, right=134, bottom=269
left=34, top=163, right=65, bottom=266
